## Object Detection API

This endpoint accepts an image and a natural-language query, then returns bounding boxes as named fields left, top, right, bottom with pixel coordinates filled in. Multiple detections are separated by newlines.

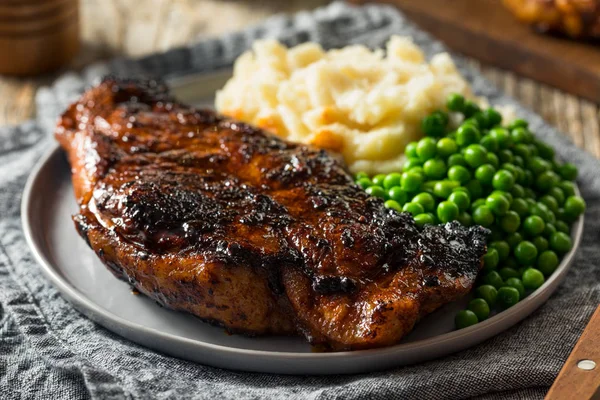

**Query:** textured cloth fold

left=1, top=2, right=599, bottom=399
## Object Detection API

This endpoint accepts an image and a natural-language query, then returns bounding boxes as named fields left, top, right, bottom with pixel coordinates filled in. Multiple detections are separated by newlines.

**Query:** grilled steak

left=56, top=77, right=488, bottom=350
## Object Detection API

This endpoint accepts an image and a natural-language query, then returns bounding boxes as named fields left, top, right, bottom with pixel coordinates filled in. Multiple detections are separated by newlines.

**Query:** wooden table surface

left=1, top=0, right=599, bottom=159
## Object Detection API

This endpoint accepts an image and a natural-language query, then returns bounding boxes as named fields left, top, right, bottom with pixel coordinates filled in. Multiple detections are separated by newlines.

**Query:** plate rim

left=21, top=143, right=584, bottom=372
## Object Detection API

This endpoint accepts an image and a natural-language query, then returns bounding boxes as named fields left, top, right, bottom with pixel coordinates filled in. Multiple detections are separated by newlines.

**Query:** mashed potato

left=215, top=37, right=479, bottom=175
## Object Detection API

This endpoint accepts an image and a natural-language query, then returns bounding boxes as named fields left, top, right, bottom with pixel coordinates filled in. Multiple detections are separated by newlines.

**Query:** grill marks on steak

left=56, top=77, right=488, bottom=350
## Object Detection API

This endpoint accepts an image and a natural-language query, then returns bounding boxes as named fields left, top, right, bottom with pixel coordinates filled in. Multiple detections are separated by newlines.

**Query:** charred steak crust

left=56, top=77, right=488, bottom=350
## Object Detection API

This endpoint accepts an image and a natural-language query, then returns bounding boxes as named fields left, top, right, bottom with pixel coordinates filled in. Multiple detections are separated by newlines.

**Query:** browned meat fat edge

left=56, top=76, right=488, bottom=350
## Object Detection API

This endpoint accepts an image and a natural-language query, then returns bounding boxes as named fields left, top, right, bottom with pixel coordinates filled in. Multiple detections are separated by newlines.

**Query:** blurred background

left=0, top=0, right=598, bottom=157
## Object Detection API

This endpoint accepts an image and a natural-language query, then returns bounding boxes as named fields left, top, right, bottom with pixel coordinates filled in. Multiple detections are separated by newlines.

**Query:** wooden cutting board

left=350, top=0, right=600, bottom=103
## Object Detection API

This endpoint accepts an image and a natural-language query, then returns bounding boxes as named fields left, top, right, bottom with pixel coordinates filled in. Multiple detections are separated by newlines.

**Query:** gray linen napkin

left=1, top=2, right=599, bottom=399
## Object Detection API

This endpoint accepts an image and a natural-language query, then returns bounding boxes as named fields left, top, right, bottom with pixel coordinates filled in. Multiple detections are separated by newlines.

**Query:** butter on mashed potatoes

left=215, top=37, right=478, bottom=175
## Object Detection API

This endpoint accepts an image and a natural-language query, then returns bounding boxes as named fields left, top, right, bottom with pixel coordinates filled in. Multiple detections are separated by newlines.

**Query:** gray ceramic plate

left=21, top=71, right=584, bottom=375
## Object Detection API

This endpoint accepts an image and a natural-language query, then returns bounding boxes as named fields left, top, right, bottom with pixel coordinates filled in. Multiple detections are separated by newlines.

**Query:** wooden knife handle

left=546, top=305, right=600, bottom=400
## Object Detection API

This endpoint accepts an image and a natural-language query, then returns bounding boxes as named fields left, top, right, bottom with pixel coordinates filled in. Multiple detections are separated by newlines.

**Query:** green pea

left=499, top=267, right=520, bottom=281
left=489, top=128, right=511, bottom=149
left=483, top=248, right=500, bottom=272
left=388, top=186, right=408, bottom=205
left=536, top=171, right=560, bottom=192
left=464, top=144, right=488, bottom=168
left=468, top=298, right=490, bottom=321
left=412, top=192, right=436, bottom=212
left=465, top=179, right=484, bottom=199
left=529, top=144, right=539, bottom=157
left=527, top=157, right=549, bottom=175
left=447, top=93, right=465, bottom=112
left=559, top=162, right=578, bottom=181
left=543, top=222, right=557, bottom=238
left=472, top=111, right=489, bottom=129
left=356, top=177, right=373, bottom=189
left=403, top=202, right=425, bottom=216
left=471, top=198, right=486, bottom=212
left=463, top=101, right=481, bottom=118
left=530, top=202, right=554, bottom=224
left=483, top=108, right=502, bottom=127
left=546, top=207, right=557, bottom=224
left=401, top=171, right=424, bottom=192
left=474, top=164, right=496, bottom=186
left=448, top=153, right=468, bottom=167
left=480, top=135, right=499, bottom=153
left=456, top=211, right=473, bottom=227
left=421, top=114, right=446, bottom=137
left=564, top=196, right=586, bottom=220
left=384, top=199, right=402, bottom=212
left=372, top=174, right=387, bottom=187
left=522, top=268, right=545, bottom=290
left=483, top=270, right=504, bottom=289
left=511, top=127, right=531, bottom=144
left=423, top=158, right=447, bottom=180
left=506, top=232, right=523, bottom=250
left=437, top=201, right=459, bottom=223
left=456, top=124, right=480, bottom=147
left=513, top=155, right=525, bottom=168
left=410, top=166, right=425, bottom=176
left=501, top=162, right=517, bottom=176
left=497, top=150, right=513, bottom=165
left=536, top=141, right=555, bottom=160
left=452, top=186, right=470, bottom=194
left=433, top=180, right=459, bottom=199
left=555, top=220, right=570, bottom=234
left=522, top=171, right=534, bottom=188
left=497, top=286, right=520, bottom=309
left=448, top=165, right=471, bottom=184
left=532, top=236, right=549, bottom=253
left=455, top=309, right=478, bottom=329
left=382, top=173, right=402, bottom=190
left=514, top=241, right=538, bottom=265
left=548, top=187, right=566, bottom=206
left=500, top=211, right=521, bottom=233
left=448, top=191, right=470, bottom=211
left=435, top=110, right=450, bottom=124
left=560, top=181, right=576, bottom=197
left=476, top=285, right=498, bottom=307
left=507, top=118, right=528, bottom=130
left=538, top=195, right=558, bottom=214
left=486, top=193, right=510, bottom=216
left=505, top=277, right=525, bottom=298
left=403, top=157, right=422, bottom=172
left=510, top=198, right=529, bottom=218
left=514, top=167, right=526, bottom=186
left=537, top=250, right=559, bottom=277
left=492, top=169, right=515, bottom=191
left=487, top=153, right=500, bottom=168
left=436, top=137, right=458, bottom=158
left=473, top=205, right=495, bottom=227
left=550, top=232, right=572, bottom=255
left=495, top=188, right=513, bottom=202
left=511, top=184, right=525, bottom=199
left=523, top=215, right=545, bottom=237
left=490, top=241, right=510, bottom=262
left=405, top=142, right=419, bottom=159
left=552, top=159, right=562, bottom=173
left=366, top=186, right=387, bottom=199
left=355, top=172, right=369, bottom=180
left=426, top=212, right=438, bottom=224
left=416, top=137, right=437, bottom=161
left=414, top=213, right=435, bottom=227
